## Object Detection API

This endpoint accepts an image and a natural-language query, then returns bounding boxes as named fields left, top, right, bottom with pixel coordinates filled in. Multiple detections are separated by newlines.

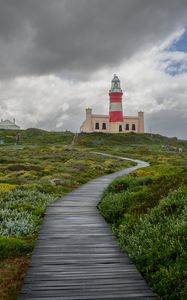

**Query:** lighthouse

left=80, top=75, right=144, bottom=133
left=109, top=75, right=123, bottom=132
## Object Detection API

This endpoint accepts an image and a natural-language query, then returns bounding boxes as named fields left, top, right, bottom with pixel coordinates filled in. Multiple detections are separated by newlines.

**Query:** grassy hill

left=0, top=128, right=186, bottom=148
left=78, top=131, right=187, bottom=147
left=0, top=129, right=186, bottom=299
left=0, top=128, right=74, bottom=145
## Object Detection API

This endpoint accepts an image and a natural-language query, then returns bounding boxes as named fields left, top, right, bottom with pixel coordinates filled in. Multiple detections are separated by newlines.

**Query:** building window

left=102, top=123, right=106, bottom=130
left=119, top=125, right=122, bottom=132
left=132, top=124, right=136, bottom=131
left=95, top=122, right=99, bottom=130
left=126, top=124, right=129, bottom=131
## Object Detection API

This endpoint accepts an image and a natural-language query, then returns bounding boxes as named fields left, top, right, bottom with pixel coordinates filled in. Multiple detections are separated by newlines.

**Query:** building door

left=119, top=125, right=122, bottom=132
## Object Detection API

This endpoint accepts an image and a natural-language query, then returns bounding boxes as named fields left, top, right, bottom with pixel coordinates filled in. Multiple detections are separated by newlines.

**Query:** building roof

left=112, top=74, right=120, bottom=82
left=0, top=119, right=20, bottom=129
left=110, top=74, right=122, bottom=92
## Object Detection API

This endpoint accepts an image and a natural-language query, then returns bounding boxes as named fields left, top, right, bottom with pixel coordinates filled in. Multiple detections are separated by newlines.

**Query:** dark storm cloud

left=146, top=109, right=187, bottom=140
left=0, top=0, right=187, bottom=78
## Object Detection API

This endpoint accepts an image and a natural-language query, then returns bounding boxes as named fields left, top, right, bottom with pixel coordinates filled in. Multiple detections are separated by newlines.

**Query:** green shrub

left=150, top=262, right=187, bottom=300
left=0, top=189, right=55, bottom=209
left=0, top=189, right=55, bottom=237
left=0, top=236, right=34, bottom=259
left=0, top=208, right=39, bottom=236
left=114, top=186, right=187, bottom=300
left=6, top=164, right=41, bottom=171
left=99, top=162, right=187, bottom=300
left=99, top=190, right=133, bottom=223
left=0, top=131, right=186, bottom=300
left=106, top=176, right=133, bottom=193
left=106, top=175, right=154, bottom=194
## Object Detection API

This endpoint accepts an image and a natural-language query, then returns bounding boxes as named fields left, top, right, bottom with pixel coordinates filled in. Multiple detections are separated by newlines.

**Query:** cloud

left=0, top=0, right=187, bottom=79
left=0, top=0, right=187, bottom=139
left=0, top=38, right=187, bottom=139
left=117, top=42, right=187, bottom=139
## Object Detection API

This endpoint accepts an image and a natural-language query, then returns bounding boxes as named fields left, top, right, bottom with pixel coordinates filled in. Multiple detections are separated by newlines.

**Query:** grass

left=99, top=164, right=187, bottom=299
left=0, top=257, right=31, bottom=300
left=0, top=129, right=135, bottom=300
left=0, top=237, right=34, bottom=260
left=0, top=129, right=187, bottom=299
left=0, top=143, right=133, bottom=196
left=122, top=186, right=187, bottom=299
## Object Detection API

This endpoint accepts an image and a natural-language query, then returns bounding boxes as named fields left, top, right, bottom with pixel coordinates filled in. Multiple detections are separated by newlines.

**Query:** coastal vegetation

left=78, top=132, right=187, bottom=299
left=0, top=129, right=133, bottom=300
left=0, top=128, right=186, bottom=299
left=99, top=167, right=187, bottom=299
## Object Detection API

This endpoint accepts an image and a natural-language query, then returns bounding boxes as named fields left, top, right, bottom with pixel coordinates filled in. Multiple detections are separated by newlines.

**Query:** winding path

left=19, top=153, right=155, bottom=300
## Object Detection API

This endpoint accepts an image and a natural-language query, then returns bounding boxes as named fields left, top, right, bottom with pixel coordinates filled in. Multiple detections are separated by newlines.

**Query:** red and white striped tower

left=109, top=75, right=123, bottom=132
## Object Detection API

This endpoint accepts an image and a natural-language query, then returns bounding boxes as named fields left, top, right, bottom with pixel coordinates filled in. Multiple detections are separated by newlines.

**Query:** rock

left=50, top=178, right=64, bottom=186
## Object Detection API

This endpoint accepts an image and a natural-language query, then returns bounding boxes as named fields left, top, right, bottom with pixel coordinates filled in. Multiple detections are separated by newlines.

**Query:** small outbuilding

left=0, top=119, right=20, bottom=130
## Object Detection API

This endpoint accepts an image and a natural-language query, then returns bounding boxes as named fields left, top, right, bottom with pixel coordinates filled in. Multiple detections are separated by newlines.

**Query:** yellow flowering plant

left=0, top=183, right=16, bottom=191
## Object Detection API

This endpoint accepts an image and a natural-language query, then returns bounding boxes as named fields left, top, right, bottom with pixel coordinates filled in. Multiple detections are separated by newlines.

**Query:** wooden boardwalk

left=19, top=154, right=155, bottom=300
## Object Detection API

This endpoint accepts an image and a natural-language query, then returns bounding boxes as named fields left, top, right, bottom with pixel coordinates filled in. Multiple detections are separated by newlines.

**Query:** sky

left=0, top=0, right=187, bottom=139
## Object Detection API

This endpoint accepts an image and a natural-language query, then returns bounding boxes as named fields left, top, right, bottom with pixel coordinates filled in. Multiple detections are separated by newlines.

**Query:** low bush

left=0, top=189, right=55, bottom=209
left=116, top=186, right=187, bottom=300
left=99, top=168, right=187, bottom=299
left=0, top=236, right=34, bottom=259
left=100, top=166, right=187, bottom=223
left=0, top=183, right=16, bottom=191
left=0, top=189, right=56, bottom=237
left=6, top=165, right=41, bottom=171
left=99, top=191, right=131, bottom=224
left=106, top=175, right=154, bottom=194
left=0, top=131, right=186, bottom=300
left=0, top=208, right=39, bottom=236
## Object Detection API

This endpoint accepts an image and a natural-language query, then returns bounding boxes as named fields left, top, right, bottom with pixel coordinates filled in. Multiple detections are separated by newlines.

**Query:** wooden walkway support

left=19, top=154, right=155, bottom=300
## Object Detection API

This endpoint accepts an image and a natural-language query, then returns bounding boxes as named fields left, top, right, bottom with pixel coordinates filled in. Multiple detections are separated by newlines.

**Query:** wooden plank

left=19, top=154, right=155, bottom=300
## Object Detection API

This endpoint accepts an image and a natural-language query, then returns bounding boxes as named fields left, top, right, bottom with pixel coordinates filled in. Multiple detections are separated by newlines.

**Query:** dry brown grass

left=0, top=256, right=31, bottom=300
